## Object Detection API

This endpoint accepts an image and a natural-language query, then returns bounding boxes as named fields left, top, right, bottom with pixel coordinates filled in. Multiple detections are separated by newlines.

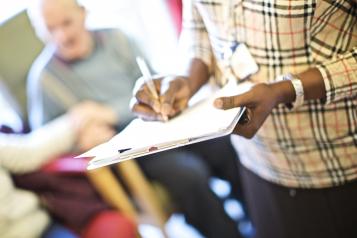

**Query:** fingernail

left=214, top=99, right=223, bottom=108
left=158, top=114, right=168, bottom=122
left=162, top=114, right=169, bottom=122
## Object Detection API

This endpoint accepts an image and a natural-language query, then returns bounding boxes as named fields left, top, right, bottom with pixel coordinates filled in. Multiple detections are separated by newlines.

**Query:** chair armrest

left=41, top=156, right=89, bottom=175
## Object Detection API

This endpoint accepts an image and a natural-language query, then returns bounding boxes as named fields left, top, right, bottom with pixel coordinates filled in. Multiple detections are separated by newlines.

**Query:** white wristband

left=282, top=73, right=304, bottom=109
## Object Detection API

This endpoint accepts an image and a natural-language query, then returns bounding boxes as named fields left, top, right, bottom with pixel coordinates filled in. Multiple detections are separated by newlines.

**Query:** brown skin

left=131, top=58, right=326, bottom=139
left=131, top=58, right=208, bottom=121
left=214, top=67, right=326, bottom=138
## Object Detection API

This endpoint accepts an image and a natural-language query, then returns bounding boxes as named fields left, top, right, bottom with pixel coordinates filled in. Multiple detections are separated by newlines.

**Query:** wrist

left=185, top=76, right=201, bottom=98
left=269, top=80, right=296, bottom=105
left=296, top=68, right=325, bottom=101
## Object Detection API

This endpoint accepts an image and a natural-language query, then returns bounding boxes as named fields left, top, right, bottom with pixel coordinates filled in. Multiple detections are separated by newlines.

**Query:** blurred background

left=0, top=1, right=247, bottom=237
left=0, top=0, right=180, bottom=124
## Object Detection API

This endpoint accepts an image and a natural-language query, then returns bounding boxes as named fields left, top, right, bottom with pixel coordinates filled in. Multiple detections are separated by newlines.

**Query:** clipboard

left=79, top=81, right=252, bottom=170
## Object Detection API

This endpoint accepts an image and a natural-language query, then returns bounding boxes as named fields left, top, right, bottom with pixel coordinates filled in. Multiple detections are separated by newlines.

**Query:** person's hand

left=76, top=122, right=115, bottom=152
left=68, top=101, right=118, bottom=151
left=131, top=75, right=191, bottom=121
left=214, top=83, right=284, bottom=138
left=69, top=101, right=117, bottom=131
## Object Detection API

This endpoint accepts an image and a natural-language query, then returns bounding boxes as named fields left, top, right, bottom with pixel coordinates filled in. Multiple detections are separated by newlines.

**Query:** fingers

left=70, top=101, right=117, bottom=132
left=135, top=86, right=161, bottom=112
left=237, top=108, right=252, bottom=125
left=131, top=101, right=164, bottom=121
left=233, top=109, right=256, bottom=138
left=214, top=91, right=253, bottom=110
left=159, top=76, right=179, bottom=115
left=94, top=105, right=117, bottom=124
left=233, top=124, right=256, bottom=139
left=160, top=76, right=190, bottom=117
left=132, top=75, right=190, bottom=121
left=168, top=98, right=189, bottom=117
left=77, top=123, right=115, bottom=151
left=133, top=76, right=162, bottom=112
left=233, top=107, right=271, bottom=139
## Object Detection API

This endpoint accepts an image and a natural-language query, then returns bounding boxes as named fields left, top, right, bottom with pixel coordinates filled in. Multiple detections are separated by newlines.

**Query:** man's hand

left=69, top=101, right=117, bottom=151
left=76, top=122, right=115, bottom=151
left=131, top=75, right=191, bottom=121
left=70, top=101, right=118, bottom=127
left=214, top=82, right=293, bottom=138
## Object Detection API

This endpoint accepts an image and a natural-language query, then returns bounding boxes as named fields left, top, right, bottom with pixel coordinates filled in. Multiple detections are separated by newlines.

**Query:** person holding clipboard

left=27, top=0, right=246, bottom=237
left=131, top=1, right=357, bottom=238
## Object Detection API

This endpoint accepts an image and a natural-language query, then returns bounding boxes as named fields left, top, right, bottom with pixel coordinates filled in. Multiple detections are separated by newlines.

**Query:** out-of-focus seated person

left=0, top=167, right=52, bottom=238
left=27, top=0, right=139, bottom=130
left=0, top=86, right=136, bottom=238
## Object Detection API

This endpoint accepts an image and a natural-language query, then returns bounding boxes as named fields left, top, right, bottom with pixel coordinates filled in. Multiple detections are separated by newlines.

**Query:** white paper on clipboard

left=79, top=81, right=252, bottom=170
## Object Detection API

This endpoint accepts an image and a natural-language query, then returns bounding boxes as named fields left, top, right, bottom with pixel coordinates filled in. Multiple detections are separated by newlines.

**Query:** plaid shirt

left=180, top=0, right=357, bottom=188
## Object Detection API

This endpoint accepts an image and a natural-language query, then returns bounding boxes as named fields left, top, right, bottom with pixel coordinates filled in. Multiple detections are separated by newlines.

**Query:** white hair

left=27, top=0, right=82, bottom=42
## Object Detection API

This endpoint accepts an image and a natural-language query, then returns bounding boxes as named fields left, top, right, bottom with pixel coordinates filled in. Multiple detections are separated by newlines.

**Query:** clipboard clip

left=237, top=107, right=249, bottom=125
left=118, top=148, right=132, bottom=153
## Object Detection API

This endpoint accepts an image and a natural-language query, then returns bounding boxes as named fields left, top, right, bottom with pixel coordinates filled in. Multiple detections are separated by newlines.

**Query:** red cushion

left=82, top=211, right=137, bottom=238
left=41, top=156, right=90, bottom=175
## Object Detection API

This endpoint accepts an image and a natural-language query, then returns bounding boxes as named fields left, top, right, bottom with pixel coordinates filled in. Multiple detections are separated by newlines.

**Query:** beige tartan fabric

left=180, top=0, right=357, bottom=188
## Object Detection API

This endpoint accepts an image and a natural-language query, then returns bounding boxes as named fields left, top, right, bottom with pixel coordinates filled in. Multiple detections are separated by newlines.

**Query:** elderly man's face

left=41, top=0, right=88, bottom=60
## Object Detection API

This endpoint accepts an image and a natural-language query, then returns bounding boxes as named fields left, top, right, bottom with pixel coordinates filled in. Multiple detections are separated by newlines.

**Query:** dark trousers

left=240, top=165, right=357, bottom=238
left=137, top=136, right=243, bottom=238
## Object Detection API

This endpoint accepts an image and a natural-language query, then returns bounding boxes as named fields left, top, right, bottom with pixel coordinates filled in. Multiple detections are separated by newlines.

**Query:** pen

left=136, top=57, right=159, bottom=99
left=135, top=57, right=168, bottom=121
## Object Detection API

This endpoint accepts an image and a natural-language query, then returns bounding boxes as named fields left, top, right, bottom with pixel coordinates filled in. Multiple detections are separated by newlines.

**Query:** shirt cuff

left=316, top=47, right=357, bottom=104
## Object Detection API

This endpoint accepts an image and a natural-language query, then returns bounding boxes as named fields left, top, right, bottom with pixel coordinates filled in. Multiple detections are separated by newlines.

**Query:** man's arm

left=181, top=58, right=211, bottom=97
left=215, top=47, right=357, bottom=138
left=178, top=0, right=215, bottom=95
left=0, top=115, right=76, bottom=174
left=270, top=67, right=326, bottom=105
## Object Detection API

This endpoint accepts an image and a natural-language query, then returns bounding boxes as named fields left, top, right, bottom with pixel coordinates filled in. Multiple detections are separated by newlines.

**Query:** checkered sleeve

left=317, top=47, right=357, bottom=104
left=179, top=0, right=214, bottom=73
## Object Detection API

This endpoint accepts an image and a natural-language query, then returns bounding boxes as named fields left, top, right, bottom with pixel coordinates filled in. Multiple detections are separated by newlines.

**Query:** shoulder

left=93, top=28, right=128, bottom=39
left=92, top=28, right=134, bottom=47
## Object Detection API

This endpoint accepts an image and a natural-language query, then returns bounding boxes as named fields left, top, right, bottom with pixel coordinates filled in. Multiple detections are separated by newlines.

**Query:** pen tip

left=162, top=115, right=169, bottom=122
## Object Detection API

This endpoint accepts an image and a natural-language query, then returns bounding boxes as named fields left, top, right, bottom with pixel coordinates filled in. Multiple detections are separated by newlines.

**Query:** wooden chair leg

left=87, top=167, right=138, bottom=222
left=117, top=160, right=169, bottom=237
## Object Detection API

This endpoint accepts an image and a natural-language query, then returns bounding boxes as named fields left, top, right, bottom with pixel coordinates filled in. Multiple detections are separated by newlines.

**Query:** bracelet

left=281, top=73, right=304, bottom=110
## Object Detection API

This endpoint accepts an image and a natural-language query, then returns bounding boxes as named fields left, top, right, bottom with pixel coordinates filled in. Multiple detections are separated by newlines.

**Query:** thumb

left=214, top=91, right=253, bottom=110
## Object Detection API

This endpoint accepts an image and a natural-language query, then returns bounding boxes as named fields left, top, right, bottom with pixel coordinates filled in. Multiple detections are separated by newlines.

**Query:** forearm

left=271, top=67, right=326, bottom=105
left=0, top=115, right=76, bottom=174
left=184, top=58, right=211, bottom=97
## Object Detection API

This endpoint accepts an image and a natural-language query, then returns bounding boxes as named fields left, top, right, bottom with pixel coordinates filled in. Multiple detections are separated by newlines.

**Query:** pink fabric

left=82, top=211, right=136, bottom=238
left=41, top=156, right=90, bottom=175
left=166, top=0, right=182, bottom=36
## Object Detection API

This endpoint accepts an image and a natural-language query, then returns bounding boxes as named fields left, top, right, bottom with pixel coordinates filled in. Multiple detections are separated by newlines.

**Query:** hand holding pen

left=131, top=57, right=191, bottom=121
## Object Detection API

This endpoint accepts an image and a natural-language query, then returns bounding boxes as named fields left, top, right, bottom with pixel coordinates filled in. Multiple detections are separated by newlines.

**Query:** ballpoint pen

left=136, top=57, right=168, bottom=121
left=136, top=57, right=159, bottom=99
